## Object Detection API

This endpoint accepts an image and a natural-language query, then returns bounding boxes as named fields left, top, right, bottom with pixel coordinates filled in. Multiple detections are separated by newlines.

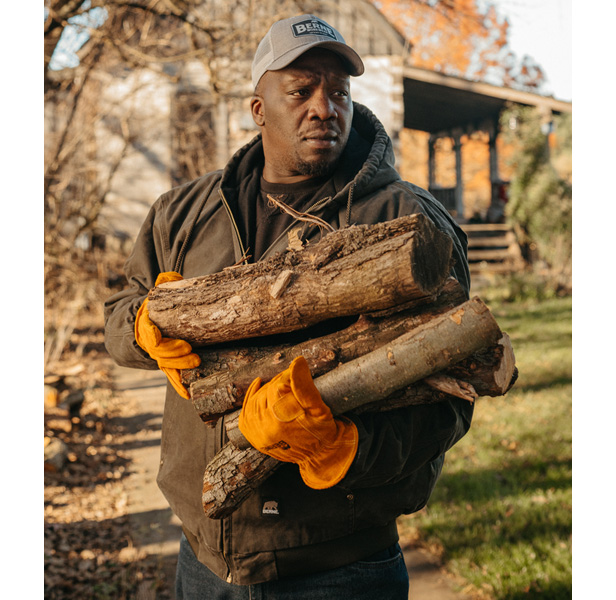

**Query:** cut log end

left=493, top=333, right=517, bottom=393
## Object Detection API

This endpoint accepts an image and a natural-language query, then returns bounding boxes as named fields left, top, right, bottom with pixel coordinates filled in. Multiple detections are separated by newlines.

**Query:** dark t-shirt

left=252, top=175, right=337, bottom=261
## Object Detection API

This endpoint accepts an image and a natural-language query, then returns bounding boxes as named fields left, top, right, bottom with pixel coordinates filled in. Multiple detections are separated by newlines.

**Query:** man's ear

left=251, top=95, right=265, bottom=127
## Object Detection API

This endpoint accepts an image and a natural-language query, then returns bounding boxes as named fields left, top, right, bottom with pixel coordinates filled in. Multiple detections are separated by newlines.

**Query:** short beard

left=294, top=153, right=339, bottom=179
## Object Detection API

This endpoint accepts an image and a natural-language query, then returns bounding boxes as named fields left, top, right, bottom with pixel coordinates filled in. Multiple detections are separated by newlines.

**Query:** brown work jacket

left=104, top=103, right=472, bottom=585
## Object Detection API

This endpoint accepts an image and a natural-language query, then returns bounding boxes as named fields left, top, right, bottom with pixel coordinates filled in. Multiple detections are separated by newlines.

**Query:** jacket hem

left=273, top=520, right=399, bottom=581
left=185, top=521, right=399, bottom=585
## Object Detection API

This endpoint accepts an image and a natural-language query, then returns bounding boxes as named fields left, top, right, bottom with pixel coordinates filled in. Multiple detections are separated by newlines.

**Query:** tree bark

left=309, top=297, right=501, bottom=414
left=188, top=277, right=468, bottom=423
left=445, top=332, right=518, bottom=397
left=200, top=443, right=281, bottom=519
left=147, top=213, right=454, bottom=346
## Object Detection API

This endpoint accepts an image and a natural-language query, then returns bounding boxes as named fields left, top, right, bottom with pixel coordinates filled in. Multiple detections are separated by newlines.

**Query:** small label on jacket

left=262, top=499, right=281, bottom=516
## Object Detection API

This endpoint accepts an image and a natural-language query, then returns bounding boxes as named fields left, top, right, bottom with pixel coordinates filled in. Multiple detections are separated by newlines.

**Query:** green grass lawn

left=399, top=296, right=572, bottom=599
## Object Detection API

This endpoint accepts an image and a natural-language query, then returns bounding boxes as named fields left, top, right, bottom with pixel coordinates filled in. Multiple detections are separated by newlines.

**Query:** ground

left=44, top=330, right=475, bottom=599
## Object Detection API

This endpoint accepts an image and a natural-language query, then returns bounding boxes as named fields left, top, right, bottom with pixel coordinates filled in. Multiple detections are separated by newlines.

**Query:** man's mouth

left=303, top=132, right=338, bottom=149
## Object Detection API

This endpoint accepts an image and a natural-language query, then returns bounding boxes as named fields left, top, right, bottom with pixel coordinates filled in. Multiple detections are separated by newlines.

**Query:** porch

left=401, top=66, right=571, bottom=273
left=402, top=65, right=571, bottom=223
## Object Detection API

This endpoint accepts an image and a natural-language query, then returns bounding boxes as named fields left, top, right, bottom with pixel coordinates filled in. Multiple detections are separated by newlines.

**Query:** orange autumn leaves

left=373, top=0, right=544, bottom=90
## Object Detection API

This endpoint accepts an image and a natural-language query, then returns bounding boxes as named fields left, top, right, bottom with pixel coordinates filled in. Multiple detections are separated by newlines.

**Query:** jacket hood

left=220, top=102, right=401, bottom=210
left=340, top=102, right=401, bottom=200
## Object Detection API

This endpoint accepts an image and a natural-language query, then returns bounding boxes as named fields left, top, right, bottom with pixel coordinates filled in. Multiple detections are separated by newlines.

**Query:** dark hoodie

left=104, top=103, right=472, bottom=585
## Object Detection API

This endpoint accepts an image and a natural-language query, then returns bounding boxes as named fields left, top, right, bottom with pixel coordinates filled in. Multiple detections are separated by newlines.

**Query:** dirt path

left=114, top=364, right=473, bottom=600
left=112, top=366, right=181, bottom=597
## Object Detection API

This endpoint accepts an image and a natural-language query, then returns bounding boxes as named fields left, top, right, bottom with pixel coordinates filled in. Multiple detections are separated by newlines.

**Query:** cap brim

left=266, top=40, right=364, bottom=78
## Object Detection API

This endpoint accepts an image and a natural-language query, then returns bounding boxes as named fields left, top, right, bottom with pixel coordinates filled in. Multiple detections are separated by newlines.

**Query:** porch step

left=462, top=223, right=524, bottom=275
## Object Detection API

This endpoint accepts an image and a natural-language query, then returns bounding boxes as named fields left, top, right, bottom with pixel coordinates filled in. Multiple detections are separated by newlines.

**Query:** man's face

left=251, top=48, right=354, bottom=183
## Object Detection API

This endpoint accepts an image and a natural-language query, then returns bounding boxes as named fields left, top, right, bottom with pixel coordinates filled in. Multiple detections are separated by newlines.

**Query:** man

left=104, top=14, right=472, bottom=599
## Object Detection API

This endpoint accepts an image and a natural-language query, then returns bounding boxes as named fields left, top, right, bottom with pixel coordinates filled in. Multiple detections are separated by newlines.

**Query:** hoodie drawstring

left=345, top=183, right=355, bottom=227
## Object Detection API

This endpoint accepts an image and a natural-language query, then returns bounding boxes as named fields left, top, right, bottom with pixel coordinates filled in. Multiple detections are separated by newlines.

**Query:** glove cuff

left=135, top=298, right=162, bottom=353
left=298, top=417, right=358, bottom=489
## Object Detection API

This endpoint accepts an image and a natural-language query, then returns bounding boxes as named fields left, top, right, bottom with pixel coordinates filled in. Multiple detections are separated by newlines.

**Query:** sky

left=486, top=0, right=572, bottom=101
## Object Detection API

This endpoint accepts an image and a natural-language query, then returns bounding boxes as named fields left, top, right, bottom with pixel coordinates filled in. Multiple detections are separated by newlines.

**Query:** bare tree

left=44, top=0, right=323, bottom=369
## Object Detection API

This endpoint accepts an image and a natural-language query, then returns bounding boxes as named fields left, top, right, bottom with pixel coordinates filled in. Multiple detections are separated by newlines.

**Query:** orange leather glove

left=239, top=356, right=358, bottom=489
left=134, top=271, right=201, bottom=399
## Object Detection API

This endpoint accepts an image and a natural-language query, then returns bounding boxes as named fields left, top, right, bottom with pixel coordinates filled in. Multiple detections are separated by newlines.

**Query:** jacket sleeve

left=341, top=398, right=473, bottom=489
left=103, top=198, right=171, bottom=370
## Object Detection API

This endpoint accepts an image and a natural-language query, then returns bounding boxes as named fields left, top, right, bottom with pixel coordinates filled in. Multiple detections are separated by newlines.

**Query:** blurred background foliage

left=499, top=105, right=572, bottom=297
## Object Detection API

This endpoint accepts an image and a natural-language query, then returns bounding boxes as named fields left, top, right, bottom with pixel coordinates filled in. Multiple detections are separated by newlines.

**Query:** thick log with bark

left=147, top=214, right=453, bottom=347
left=202, top=296, right=508, bottom=518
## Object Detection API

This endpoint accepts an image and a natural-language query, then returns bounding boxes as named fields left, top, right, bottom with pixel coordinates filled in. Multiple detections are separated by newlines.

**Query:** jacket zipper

left=217, top=415, right=233, bottom=583
left=219, top=187, right=249, bottom=265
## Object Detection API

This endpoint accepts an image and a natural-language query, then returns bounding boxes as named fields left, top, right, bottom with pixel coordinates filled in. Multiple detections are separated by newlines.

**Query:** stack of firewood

left=147, top=214, right=517, bottom=519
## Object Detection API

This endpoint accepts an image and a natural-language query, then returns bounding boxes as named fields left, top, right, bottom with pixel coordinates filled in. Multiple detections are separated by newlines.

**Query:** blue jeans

left=175, top=534, right=409, bottom=599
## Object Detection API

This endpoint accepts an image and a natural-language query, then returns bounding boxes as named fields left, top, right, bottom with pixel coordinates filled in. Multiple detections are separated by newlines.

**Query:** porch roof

left=402, top=65, right=572, bottom=136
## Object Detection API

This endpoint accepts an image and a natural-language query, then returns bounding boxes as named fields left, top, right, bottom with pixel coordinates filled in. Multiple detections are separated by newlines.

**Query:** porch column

left=428, top=134, right=436, bottom=189
left=452, top=129, right=464, bottom=218
left=488, top=118, right=500, bottom=186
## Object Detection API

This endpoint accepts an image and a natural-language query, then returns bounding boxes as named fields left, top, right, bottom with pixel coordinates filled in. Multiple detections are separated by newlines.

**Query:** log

left=147, top=213, right=453, bottom=347
left=303, top=296, right=501, bottom=415
left=188, top=278, right=468, bottom=423
left=222, top=332, right=517, bottom=449
left=200, top=443, right=281, bottom=516
left=202, top=296, right=504, bottom=518
left=355, top=334, right=517, bottom=414
left=446, top=333, right=518, bottom=397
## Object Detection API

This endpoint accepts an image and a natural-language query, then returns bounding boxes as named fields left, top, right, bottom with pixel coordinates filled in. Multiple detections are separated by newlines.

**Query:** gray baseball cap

left=251, top=14, right=364, bottom=88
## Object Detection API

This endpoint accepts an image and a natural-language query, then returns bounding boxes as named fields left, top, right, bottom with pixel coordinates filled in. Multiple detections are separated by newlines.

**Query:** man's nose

left=308, top=90, right=337, bottom=121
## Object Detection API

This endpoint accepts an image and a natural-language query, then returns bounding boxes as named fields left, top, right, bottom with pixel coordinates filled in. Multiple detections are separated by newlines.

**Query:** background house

left=45, top=0, right=571, bottom=274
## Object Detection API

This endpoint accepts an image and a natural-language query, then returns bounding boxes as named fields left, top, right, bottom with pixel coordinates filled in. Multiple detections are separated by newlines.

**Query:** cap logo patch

left=292, top=19, right=337, bottom=40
